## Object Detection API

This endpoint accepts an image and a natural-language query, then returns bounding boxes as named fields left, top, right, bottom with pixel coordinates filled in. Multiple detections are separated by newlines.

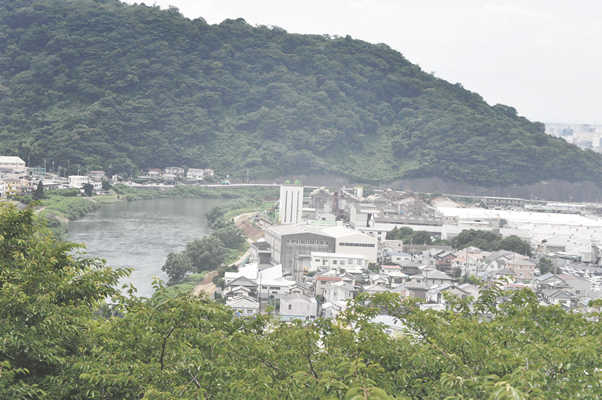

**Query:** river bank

left=30, top=184, right=278, bottom=239
left=61, top=190, right=275, bottom=297
left=67, top=197, right=229, bottom=297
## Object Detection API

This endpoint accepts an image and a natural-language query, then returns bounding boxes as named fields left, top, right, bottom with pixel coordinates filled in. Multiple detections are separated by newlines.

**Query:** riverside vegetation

left=161, top=202, right=260, bottom=289
left=2, top=0, right=602, bottom=187
left=2, top=203, right=602, bottom=399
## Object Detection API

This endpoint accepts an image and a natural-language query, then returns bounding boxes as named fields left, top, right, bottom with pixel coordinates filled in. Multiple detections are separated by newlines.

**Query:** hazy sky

left=131, top=0, right=602, bottom=125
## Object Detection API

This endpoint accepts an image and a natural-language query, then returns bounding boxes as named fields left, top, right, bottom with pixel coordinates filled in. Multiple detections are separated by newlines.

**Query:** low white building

left=164, top=166, right=185, bottom=177
left=279, top=292, right=318, bottom=320
left=0, top=156, right=26, bottom=178
left=69, top=175, right=91, bottom=189
left=309, top=252, right=367, bottom=272
left=320, top=226, right=378, bottom=263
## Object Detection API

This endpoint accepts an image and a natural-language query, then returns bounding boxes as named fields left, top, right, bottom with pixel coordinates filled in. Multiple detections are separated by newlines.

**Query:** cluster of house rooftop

left=137, top=167, right=214, bottom=184
left=225, top=247, right=602, bottom=326
left=222, top=184, right=602, bottom=326
left=0, top=157, right=214, bottom=196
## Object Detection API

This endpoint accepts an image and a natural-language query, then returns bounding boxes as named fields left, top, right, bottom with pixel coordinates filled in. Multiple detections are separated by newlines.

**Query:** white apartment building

left=0, top=156, right=26, bottom=178
left=69, top=175, right=91, bottom=189
left=309, top=252, right=367, bottom=272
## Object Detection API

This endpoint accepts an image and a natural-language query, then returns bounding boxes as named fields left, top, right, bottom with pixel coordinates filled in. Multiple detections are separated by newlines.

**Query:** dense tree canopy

left=450, top=229, right=533, bottom=256
left=385, top=226, right=449, bottom=246
left=161, top=207, right=245, bottom=284
left=2, top=204, right=602, bottom=398
left=1, top=0, right=602, bottom=186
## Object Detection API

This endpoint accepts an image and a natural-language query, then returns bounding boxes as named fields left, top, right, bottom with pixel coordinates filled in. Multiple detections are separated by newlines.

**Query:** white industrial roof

left=0, top=156, right=25, bottom=164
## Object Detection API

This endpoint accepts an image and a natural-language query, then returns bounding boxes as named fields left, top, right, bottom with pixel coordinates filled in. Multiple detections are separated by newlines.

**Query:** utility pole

left=52, top=161, right=54, bottom=174
left=44, top=159, right=46, bottom=173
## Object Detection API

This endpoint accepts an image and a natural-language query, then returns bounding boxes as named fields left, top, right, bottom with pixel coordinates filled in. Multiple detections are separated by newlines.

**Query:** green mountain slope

left=1, top=0, right=600, bottom=186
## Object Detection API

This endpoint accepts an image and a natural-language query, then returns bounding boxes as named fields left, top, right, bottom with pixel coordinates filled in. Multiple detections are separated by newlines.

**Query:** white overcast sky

left=130, top=0, right=602, bottom=125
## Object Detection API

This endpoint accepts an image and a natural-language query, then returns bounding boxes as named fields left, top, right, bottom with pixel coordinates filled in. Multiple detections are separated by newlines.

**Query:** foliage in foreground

left=1, top=204, right=602, bottom=399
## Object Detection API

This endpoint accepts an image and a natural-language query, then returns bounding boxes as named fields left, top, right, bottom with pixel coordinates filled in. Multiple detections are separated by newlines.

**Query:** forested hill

left=1, top=0, right=601, bottom=186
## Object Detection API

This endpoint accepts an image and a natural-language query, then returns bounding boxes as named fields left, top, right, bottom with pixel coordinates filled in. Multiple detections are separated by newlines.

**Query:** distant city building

left=0, top=156, right=26, bottom=178
left=279, top=183, right=303, bottom=225
left=480, top=196, right=524, bottom=209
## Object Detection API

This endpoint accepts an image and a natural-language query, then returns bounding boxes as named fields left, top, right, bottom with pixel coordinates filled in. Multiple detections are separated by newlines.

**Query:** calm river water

left=67, top=197, right=228, bottom=297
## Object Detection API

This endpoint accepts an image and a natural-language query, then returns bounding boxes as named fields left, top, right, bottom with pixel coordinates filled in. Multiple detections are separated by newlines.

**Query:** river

left=67, top=197, right=228, bottom=297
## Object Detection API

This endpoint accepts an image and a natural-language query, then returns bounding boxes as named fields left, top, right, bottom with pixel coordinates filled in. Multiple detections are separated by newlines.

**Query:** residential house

left=398, top=260, right=424, bottom=276
left=314, top=270, right=356, bottom=296
left=2, top=178, right=29, bottom=195
left=186, top=168, right=204, bottom=182
left=368, top=274, right=389, bottom=286
left=323, top=281, right=356, bottom=304
left=225, top=263, right=297, bottom=300
left=434, top=250, right=456, bottom=271
left=146, top=169, right=162, bottom=181
left=362, top=284, right=389, bottom=296
left=457, top=283, right=480, bottom=300
left=538, top=274, right=592, bottom=298
left=164, top=167, right=185, bottom=177
left=540, top=289, right=577, bottom=308
left=321, top=300, right=348, bottom=319
left=505, top=259, right=537, bottom=280
left=411, top=270, right=454, bottom=287
left=279, top=292, right=318, bottom=320
left=224, top=276, right=258, bottom=300
left=227, top=296, right=260, bottom=316
left=384, top=251, right=412, bottom=265
left=162, top=173, right=177, bottom=184
left=482, top=251, right=528, bottom=273
left=386, top=270, right=408, bottom=285
left=289, top=282, right=312, bottom=295
left=390, top=281, right=430, bottom=300
left=426, top=283, right=473, bottom=304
